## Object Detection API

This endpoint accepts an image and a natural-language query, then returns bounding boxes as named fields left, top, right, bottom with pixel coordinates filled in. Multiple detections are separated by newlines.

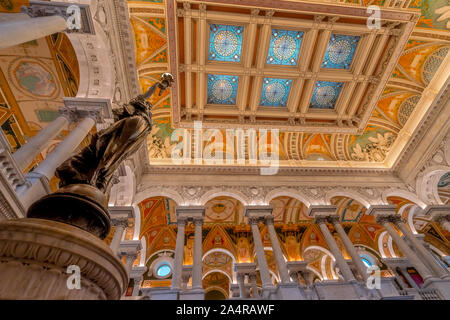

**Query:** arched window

left=156, top=263, right=172, bottom=277
left=359, top=254, right=375, bottom=268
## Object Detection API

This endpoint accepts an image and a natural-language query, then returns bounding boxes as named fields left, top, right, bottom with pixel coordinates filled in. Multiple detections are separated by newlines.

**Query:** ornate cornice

left=393, top=78, right=450, bottom=182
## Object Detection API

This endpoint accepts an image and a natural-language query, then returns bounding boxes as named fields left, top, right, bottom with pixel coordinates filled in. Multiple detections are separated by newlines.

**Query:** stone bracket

left=22, top=0, right=95, bottom=34
left=62, top=97, right=113, bottom=123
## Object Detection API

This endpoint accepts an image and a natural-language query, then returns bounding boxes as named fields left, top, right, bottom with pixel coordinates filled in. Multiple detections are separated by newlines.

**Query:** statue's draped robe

left=55, top=97, right=152, bottom=191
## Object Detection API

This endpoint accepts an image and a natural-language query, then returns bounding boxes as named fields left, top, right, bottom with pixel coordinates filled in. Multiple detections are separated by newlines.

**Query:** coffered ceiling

left=172, top=1, right=417, bottom=134
left=127, top=0, right=450, bottom=169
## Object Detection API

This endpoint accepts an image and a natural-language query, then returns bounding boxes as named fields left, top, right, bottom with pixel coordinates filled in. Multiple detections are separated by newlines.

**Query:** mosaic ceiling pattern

left=209, top=24, right=244, bottom=62
left=127, top=0, right=450, bottom=167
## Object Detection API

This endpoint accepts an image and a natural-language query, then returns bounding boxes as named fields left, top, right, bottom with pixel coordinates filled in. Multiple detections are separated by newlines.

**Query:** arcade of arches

left=0, top=0, right=449, bottom=300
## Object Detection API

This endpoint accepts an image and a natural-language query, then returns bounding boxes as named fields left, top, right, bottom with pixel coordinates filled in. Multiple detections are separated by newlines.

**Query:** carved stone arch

left=202, top=269, right=233, bottom=284
left=204, top=285, right=230, bottom=299
left=325, top=188, right=371, bottom=208
left=134, top=188, right=184, bottom=206
left=377, top=231, right=397, bottom=258
left=382, top=188, right=427, bottom=209
left=199, top=189, right=249, bottom=206
left=264, top=188, right=313, bottom=207
left=416, top=165, right=450, bottom=205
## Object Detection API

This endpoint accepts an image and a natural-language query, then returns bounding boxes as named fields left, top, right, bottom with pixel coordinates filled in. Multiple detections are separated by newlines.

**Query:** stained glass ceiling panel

left=208, top=24, right=244, bottom=62
left=310, top=81, right=344, bottom=109
left=266, top=29, right=304, bottom=66
left=260, top=78, right=292, bottom=107
left=207, top=74, right=239, bottom=105
left=321, top=34, right=361, bottom=69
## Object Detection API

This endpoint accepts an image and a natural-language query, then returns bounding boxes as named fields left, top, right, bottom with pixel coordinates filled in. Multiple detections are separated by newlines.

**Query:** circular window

left=156, top=264, right=172, bottom=277
left=361, top=257, right=372, bottom=268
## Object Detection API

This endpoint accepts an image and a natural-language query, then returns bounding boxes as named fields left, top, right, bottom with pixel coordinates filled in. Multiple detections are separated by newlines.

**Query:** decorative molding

left=22, top=0, right=95, bottom=34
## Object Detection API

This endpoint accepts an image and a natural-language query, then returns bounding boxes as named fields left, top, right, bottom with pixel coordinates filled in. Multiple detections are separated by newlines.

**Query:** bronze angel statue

left=55, top=73, right=174, bottom=192
left=27, top=73, right=174, bottom=238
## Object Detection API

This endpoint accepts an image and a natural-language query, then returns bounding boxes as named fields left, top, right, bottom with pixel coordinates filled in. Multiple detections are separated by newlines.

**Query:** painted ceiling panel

left=260, top=78, right=292, bottom=107
left=310, top=81, right=343, bottom=109
left=321, top=34, right=360, bottom=70
left=125, top=0, right=450, bottom=167
left=266, top=29, right=304, bottom=66
left=208, top=24, right=244, bottom=62
left=207, top=74, right=239, bottom=105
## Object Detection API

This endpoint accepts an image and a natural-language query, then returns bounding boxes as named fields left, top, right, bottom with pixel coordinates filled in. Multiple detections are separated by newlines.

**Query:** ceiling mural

left=0, top=33, right=79, bottom=172
left=127, top=0, right=449, bottom=169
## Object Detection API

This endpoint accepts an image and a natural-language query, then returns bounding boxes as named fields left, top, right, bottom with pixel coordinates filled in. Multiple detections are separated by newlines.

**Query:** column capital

left=374, top=212, right=401, bottom=225
left=119, top=240, right=142, bottom=255
left=193, top=216, right=204, bottom=226
left=265, top=215, right=275, bottom=225
left=327, top=214, right=341, bottom=225
left=61, top=98, right=113, bottom=124
left=109, top=206, right=134, bottom=220
left=177, top=216, right=188, bottom=225
left=366, top=204, right=397, bottom=216
left=424, top=205, right=450, bottom=222
left=111, top=217, right=129, bottom=229
left=176, top=205, right=205, bottom=220
left=314, top=215, right=329, bottom=225
left=21, top=0, right=95, bottom=34
left=248, top=216, right=260, bottom=225
left=307, top=205, right=337, bottom=218
left=234, top=262, right=257, bottom=275
left=245, top=205, right=273, bottom=220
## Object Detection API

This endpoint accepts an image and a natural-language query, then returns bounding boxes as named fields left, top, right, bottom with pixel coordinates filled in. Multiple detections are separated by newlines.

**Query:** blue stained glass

left=207, top=74, right=239, bottom=105
left=260, top=78, right=292, bottom=107
left=321, top=34, right=361, bottom=69
left=157, top=264, right=171, bottom=277
left=310, top=81, right=344, bottom=109
left=266, top=29, right=304, bottom=66
left=208, top=24, right=244, bottom=62
left=361, top=258, right=372, bottom=268
left=360, top=254, right=374, bottom=268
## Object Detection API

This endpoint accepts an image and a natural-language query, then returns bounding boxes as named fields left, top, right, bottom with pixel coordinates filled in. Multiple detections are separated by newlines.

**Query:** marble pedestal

left=142, top=287, right=179, bottom=300
left=0, top=218, right=128, bottom=299
left=274, top=283, right=306, bottom=300
left=423, top=278, right=450, bottom=299
left=313, top=280, right=362, bottom=300
left=179, top=289, right=205, bottom=300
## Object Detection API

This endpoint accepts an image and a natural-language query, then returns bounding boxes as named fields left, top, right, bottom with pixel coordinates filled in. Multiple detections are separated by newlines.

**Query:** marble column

left=315, top=215, right=356, bottom=282
left=249, top=217, right=273, bottom=289
left=33, top=116, right=96, bottom=180
left=330, top=216, right=368, bottom=281
left=172, top=217, right=187, bottom=290
left=13, top=115, right=69, bottom=171
left=265, top=216, right=290, bottom=283
left=125, top=253, right=138, bottom=275
left=192, top=217, right=204, bottom=290
left=375, top=214, right=435, bottom=282
left=110, top=218, right=128, bottom=257
left=237, top=274, right=247, bottom=298
left=249, top=273, right=259, bottom=298
left=0, top=15, right=67, bottom=50
left=132, top=276, right=143, bottom=296
left=394, top=219, right=449, bottom=279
